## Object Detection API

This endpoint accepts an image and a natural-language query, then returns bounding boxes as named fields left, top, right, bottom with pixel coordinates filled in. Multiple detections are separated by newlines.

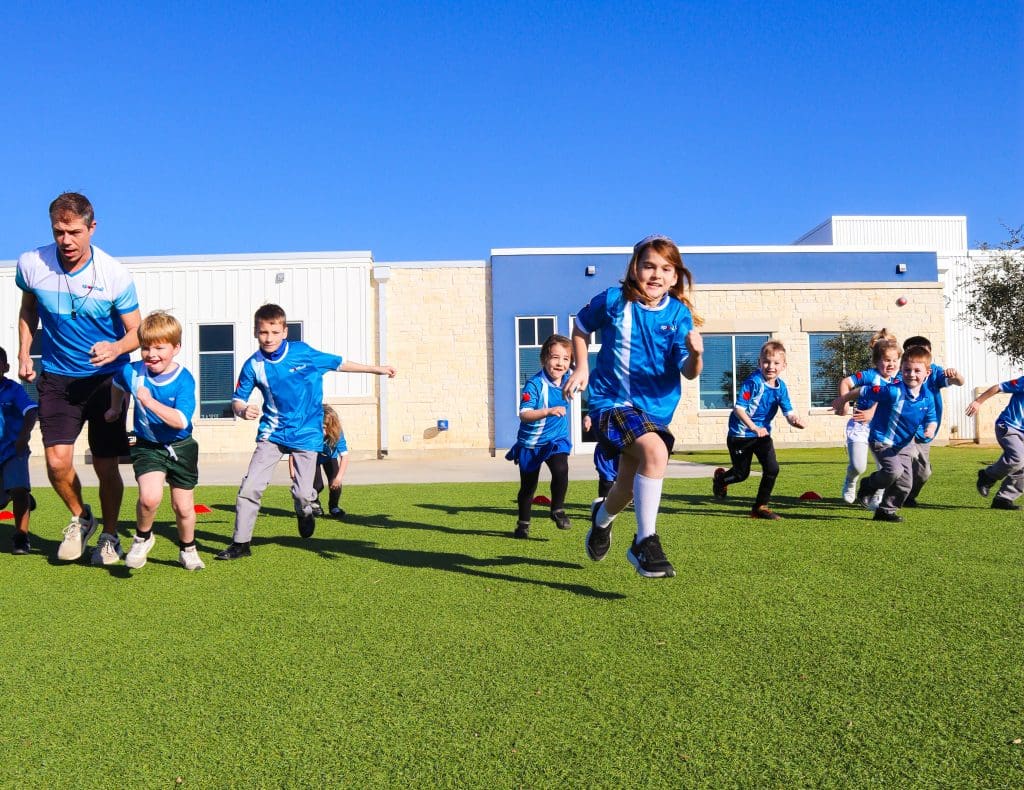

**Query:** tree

left=814, top=321, right=874, bottom=402
left=961, top=224, right=1024, bottom=365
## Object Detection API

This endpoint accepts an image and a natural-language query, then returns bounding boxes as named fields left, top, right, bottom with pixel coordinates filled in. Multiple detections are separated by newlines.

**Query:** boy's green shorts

left=130, top=437, right=200, bottom=490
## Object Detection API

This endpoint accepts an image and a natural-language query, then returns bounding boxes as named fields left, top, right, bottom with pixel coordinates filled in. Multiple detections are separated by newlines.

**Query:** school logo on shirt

left=521, top=393, right=531, bottom=403
left=290, top=364, right=308, bottom=373
left=742, top=390, right=752, bottom=401
left=855, top=372, right=864, bottom=381
left=660, top=324, right=676, bottom=332
left=872, top=385, right=881, bottom=393
left=1012, top=379, right=1019, bottom=387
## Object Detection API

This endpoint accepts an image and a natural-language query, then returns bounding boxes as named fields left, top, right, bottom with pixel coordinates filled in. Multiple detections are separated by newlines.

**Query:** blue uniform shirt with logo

left=995, top=378, right=1024, bottom=431
left=861, top=381, right=938, bottom=450
left=913, top=363, right=951, bottom=443
left=515, top=369, right=571, bottom=448
left=112, top=361, right=195, bottom=444
left=0, top=378, right=37, bottom=465
left=234, top=341, right=343, bottom=453
left=728, top=370, right=795, bottom=438
left=574, top=287, right=694, bottom=426
left=845, top=368, right=891, bottom=410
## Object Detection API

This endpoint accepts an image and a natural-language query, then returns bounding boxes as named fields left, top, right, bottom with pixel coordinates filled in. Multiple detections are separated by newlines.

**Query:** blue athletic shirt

left=112, top=361, right=195, bottom=444
left=233, top=341, right=343, bottom=452
left=320, top=432, right=349, bottom=463
left=845, top=368, right=892, bottom=410
left=15, top=244, right=139, bottom=377
left=728, top=370, right=795, bottom=438
left=861, top=381, right=938, bottom=450
left=0, top=377, right=37, bottom=465
left=516, top=369, right=571, bottom=448
left=574, top=287, right=694, bottom=426
left=996, top=378, right=1024, bottom=431
left=913, top=363, right=951, bottom=443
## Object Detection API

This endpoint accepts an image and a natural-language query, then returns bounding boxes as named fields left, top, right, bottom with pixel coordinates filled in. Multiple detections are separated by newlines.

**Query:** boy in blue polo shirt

left=105, top=311, right=204, bottom=570
left=840, top=345, right=938, bottom=522
left=216, top=304, right=396, bottom=560
left=713, top=341, right=805, bottom=519
left=0, top=347, right=38, bottom=555
left=901, top=335, right=963, bottom=506
left=965, top=376, right=1024, bottom=510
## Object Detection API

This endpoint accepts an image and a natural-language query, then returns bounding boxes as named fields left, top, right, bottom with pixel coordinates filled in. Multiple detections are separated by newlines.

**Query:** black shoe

left=712, top=468, right=728, bottom=499
left=872, top=511, right=903, bottom=523
left=215, top=542, right=252, bottom=560
left=329, top=506, right=346, bottom=519
left=750, top=506, right=781, bottom=520
left=310, top=501, right=324, bottom=517
left=513, top=520, right=530, bottom=539
left=12, top=532, right=30, bottom=555
left=991, top=498, right=1021, bottom=511
left=585, top=499, right=611, bottom=562
left=857, top=480, right=876, bottom=510
left=977, top=469, right=992, bottom=498
left=903, top=497, right=918, bottom=508
left=298, top=512, right=316, bottom=539
left=550, top=509, right=571, bottom=530
left=626, top=534, right=676, bottom=578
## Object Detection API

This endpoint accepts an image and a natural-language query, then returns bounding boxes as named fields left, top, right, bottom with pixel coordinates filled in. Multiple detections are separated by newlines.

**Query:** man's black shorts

left=37, top=372, right=129, bottom=457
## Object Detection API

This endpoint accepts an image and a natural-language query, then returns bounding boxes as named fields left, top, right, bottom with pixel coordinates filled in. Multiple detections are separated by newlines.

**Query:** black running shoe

left=903, top=497, right=918, bottom=508
left=750, top=506, right=781, bottom=520
left=712, top=468, right=728, bottom=500
left=585, top=499, right=611, bottom=562
left=550, top=509, right=571, bottom=530
left=298, top=512, right=316, bottom=539
left=872, top=511, right=903, bottom=523
left=857, top=480, right=877, bottom=510
left=626, top=534, right=676, bottom=578
left=991, top=498, right=1021, bottom=511
left=513, top=520, right=530, bottom=539
left=12, top=532, right=30, bottom=555
left=215, top=542, right=252, bottom=560
left=977, top=469, right=992, bottom=498
left=310, top=501, right=324, bottom=517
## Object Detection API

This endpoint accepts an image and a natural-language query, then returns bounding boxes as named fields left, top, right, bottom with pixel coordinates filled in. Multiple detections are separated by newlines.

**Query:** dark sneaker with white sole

left=298, top=512, right=316, bottom=539
left=550, top=509, right=571, bottom=530
left=992, top=498, right=1021, bottom=511
left=585, top=499, right=611, bottom=562
left=977, top=469, right=993, bottom=498
left=12, top=532, right=30, bottom=555
left=712, top=468, right=728, bottom=499
left=513, top=520, right=530, bottom=539
left=872, top=510, right=903, bottom=523
left=215, top=542, right=252, bottom=560
left=626, top=534, right=676, bottom=578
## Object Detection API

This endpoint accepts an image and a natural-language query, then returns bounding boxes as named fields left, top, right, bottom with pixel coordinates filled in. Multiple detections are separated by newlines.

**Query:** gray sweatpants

left=986, top=423, right=1024, bottom=502
left=907, top=440, right=932, bottom=501
left=864, top=442, right=915, bottom=516
left=233, top=441, right=318, bottom=543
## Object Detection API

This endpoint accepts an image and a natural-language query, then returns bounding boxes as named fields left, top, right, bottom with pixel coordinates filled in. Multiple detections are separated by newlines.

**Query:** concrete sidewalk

left=31, top=452, right=716, bottom=488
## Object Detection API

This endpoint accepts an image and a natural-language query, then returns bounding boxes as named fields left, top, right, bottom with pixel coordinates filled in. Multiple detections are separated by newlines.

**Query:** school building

left=0, top=215, right=1014, bottom=461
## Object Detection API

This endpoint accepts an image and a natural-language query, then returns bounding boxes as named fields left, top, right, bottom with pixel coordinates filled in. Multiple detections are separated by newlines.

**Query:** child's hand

left=135, top=384, right=153, bottom=408
left=754, top=426, right=769, bottom=438
left=831, top=395, right=849, bottom=416
left=563, top=369, right=587, bottom=401
left=924, top=425, right=936, bottom=439
left=944, top=367, right=958, bottom=379
left=965, top=400, right=981, bottom=417
left=103, top=407, right=120, bottom=423
left=242, top=404, right=260, bottom=420
left=685, top=330, right=703, bottom=356
left=788, top=415, right=806, bottom=430
left=330, top=477, right=343, bottom=491
left=851, top=408, right=870, bottom=424
left=380, top=365, right=397, bottom=378
left=548, top=406, right=566, bottom=418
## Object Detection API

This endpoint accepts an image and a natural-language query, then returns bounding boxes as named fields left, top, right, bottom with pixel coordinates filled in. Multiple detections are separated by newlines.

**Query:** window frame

left=514, top=315, right=558, bottom=396
left=697, top=333, right=771, bottom=411
left=197, top=323, right=236, bottom=420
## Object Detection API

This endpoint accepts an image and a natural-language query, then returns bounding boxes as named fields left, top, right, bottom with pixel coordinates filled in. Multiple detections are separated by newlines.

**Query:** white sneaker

left=91, top=533, right=124, bottom=566
left=125, top=534, right=156, bottom=569
left=56, top=505, right=97, bottom=561
left=179, top=546, right=205, bottom=571
left=869, top=490, right=884, bottom=510
left=841, top=479, right=857, bottom=504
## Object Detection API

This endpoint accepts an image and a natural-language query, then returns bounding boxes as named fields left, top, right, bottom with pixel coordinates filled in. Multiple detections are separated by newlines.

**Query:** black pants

left=314, top=458, right=342, bottom=510
left=517, top=453, right=569, bottom=522
left=722, top=435, right=780, bottom=508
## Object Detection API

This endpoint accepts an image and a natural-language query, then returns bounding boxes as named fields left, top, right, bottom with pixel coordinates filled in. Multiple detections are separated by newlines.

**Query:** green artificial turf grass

left=0, top=447, right=1021, bottom=787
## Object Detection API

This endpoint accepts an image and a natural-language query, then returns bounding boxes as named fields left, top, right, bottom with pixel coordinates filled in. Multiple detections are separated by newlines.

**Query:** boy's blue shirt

left=516, top=369, right=570, bottom=448
left=861, top=380, right=938, bottom=450
left=0, top=377, right=37, bottom=465
left=996, top=377, right=1024, bottom=431
left=915, top=363, right=951, bottom=443
left=845, top=368, right=891, bottom=410
left=233, top=340, right=343, bottom=452
left=112, top=362, right=195, bottom=445
left=574, top=287, right=694, bottom=425
left=728, top=370, right=794, bottom=438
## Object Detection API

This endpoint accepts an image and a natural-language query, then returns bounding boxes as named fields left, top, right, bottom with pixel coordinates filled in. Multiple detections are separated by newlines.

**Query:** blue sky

left=2, top=1, right=1021, bottom=261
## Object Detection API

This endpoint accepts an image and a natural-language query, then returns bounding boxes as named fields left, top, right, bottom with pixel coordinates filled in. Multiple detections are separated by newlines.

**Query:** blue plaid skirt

left=594, top=406, right=675, bottom=458
left=504, top=436, right=572, bottom=474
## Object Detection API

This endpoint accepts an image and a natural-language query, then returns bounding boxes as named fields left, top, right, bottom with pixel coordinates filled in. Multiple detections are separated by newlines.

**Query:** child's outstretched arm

left=520, top=405, right=566, bottom=423
left=339, top=361, right=397, bottom=377
left=965, top=384, right=1001, bottom=416
left=733, top=406, right=768, bottom=438
left=104, top=384, right=129, bottom=423
left=944, top=367, right=965, bottom=386
left=331, top=455, right=350, bottom=489
left=135, top=383, right=188, bottom=429
left=786, top=412, right=806, bottom=430
left=831, top=375, right=856, bottom=415
left=15, top=406, right=38, bottom=455
left=563, top=328, right=590, bottom=400
left=681, top=330, right=703, bottom=380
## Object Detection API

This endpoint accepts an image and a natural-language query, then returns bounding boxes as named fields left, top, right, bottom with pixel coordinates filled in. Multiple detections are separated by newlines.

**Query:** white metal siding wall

left=831, top=217, right=967, bottom=252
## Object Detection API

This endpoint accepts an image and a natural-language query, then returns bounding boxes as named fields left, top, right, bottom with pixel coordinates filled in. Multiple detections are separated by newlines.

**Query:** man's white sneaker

left=56, top=506, right=97, bottom=561
left=91, top=533, right=124, bottom=566
left=179, top=546, right=205, bottom=571
left=125, top=534, right=156, bottom=569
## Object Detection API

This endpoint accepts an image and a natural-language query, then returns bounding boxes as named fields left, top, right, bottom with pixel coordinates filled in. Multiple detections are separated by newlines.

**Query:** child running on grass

left=838, top=345, right=938, bottom=523
left=712, top=340, right=805, bottom=519
left=901, top=335, right=963, bottom=506
left=832, top=330, right=900, bottom=506
left=0, top=346, right=38, bottom=555
left=965, top=377, right=1024, bottom=510
left=106, top=311, right=205, bottom=570
left=564, top=234, right=703, bottom=578
left=505, top=334, right=573, bottom=538
left=289, top=405, right=350, bottom=518
left=217, top=304, right=395, bottom=561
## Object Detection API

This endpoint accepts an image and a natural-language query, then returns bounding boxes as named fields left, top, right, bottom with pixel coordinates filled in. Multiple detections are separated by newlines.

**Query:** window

left=699, top=334, right=770, bottom=409
left=809, top=331, right=871, bottom=408
left=198, top=324, right=235, bottom=418
left=515, top=316, right=556, bottom=389
left=287, top=322, right=302, bottom=341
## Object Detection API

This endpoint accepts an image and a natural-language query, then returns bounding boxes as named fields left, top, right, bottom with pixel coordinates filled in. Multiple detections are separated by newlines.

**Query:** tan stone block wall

left=968, top=387, right=1010, bottom=445
left=382, top=267, right=493, bottom=453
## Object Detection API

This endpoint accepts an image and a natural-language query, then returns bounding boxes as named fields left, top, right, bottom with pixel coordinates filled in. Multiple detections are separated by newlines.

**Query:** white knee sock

left=633, top=473, right=663, bottom=542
